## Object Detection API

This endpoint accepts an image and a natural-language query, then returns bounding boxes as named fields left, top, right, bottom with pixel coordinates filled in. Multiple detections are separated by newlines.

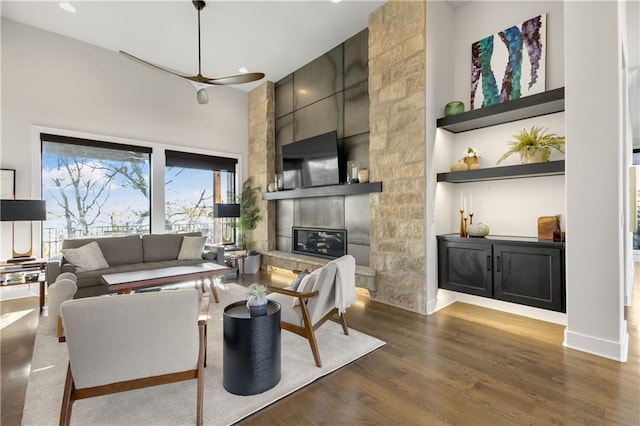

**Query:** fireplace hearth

left=292, top=227, right=347, bottom=259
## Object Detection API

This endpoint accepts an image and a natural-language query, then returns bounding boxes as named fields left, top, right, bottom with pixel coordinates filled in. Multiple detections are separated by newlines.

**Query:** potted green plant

left=238, top=179, right=262, bottom=274
left=497, top=126, right=565, bottom=164
left=245, top=283, right=268, bottom=317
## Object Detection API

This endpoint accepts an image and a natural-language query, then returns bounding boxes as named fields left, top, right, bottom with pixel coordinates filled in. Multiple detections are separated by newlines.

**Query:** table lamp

left=0, top=199, right=47, bottom=263
left=213, top=203, right=240, bottom=244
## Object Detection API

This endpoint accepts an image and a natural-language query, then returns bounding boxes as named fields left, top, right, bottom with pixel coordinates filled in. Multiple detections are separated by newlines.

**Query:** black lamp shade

left=213, top=203, right=240, bottom=218
left=0, top=200, right=47, bottom=221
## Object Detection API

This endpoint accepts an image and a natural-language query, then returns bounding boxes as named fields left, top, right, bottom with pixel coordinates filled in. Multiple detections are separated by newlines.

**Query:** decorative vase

left=463, top=157, right=479, bottom=168
left=450, top=161, right=468, bottom=172
left=246, top=295, right=268, bottom=317
left=358, top=168, right=369, bottom=183
left=444, top=101, right=465, bottom=117
left=521, top=148, right=550, bottom=164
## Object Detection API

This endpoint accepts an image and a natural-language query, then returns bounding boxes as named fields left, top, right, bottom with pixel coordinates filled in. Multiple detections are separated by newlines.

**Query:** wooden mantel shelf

left=262, top=182, right=382, bottom=200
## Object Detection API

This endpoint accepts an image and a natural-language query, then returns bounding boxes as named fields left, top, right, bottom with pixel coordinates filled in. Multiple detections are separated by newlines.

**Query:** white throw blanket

left=330, top=255, right=357, bottom=314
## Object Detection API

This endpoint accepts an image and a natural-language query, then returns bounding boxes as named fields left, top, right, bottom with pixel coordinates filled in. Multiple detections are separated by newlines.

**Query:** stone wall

left=368, top=1, right=427, bottom=313
left=247, top=82, right=276, bottom=253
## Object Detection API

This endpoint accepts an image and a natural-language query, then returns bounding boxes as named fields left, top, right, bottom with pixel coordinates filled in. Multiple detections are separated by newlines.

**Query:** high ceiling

left=0, top=0, right=386, bottom=92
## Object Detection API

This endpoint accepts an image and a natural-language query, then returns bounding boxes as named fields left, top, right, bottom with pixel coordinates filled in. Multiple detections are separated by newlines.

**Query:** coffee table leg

left=209, top=275, right=219, bottom=303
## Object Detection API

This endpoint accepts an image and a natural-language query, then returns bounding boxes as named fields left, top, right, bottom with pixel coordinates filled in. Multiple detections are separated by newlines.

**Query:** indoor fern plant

left=497, top=126, right=565, bottom=164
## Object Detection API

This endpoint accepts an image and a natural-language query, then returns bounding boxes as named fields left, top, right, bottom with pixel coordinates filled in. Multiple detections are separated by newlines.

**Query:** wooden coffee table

left=101, top=263, right=229, bottom=303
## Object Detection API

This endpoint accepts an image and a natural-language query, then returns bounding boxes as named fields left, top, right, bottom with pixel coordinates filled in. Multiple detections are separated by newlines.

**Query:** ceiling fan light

left=197, top=88, right=209, bottom=104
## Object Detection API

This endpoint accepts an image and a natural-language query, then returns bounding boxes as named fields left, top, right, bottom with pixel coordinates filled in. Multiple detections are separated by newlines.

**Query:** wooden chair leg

left=299, top=302, right=322, bottom=367
left=59, top=363, right=75, bottom=426
left=57, top=316, right=66, bottom=343
left=207, top=275, right=219, bottom=303
left=338, top=313, right=349, bottom=335
left=196, top=325, right=205, bottom=426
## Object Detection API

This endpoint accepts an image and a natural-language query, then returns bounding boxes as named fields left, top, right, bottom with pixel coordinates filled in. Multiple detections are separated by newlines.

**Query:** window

left=164, top=150, right=238, bottom=243
left=41, top=134, right=151, bottom=257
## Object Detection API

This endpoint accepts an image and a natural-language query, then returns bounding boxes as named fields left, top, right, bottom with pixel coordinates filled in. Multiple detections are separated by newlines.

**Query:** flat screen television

left=282, top=131, right=341, bottom=189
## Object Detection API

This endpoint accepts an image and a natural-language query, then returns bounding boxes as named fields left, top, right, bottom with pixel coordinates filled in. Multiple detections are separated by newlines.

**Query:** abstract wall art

left=470, top=14, right=546, bottom=110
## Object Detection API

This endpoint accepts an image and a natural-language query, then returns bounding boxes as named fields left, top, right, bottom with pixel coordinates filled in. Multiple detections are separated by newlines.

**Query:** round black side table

left=223, top=300, right=281, bottom=395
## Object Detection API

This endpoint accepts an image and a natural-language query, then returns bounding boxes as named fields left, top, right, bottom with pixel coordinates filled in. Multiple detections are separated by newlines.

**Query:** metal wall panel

left=293, top=92, right=344, bottom=141
left=275, top=113, right=294, bottom=161
left=344, top=29, right=368, bottom=89
left=347, top=243, right=370, bottom=267
left=294, top=45, right=344, bottom=110
left=294, top=196, right=345, bottom=230
left=275, top=74, right=293, bottom=118
left=345, top=194, right=370, bottom=245
left=276, top=199, right=294, bottom=237
left=344, top=133, right=370, bottom=171
left=344, top=80, right=370, bottom=138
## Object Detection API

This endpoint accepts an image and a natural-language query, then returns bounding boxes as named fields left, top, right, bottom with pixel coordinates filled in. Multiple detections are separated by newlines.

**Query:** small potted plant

left=463, top=147, right=481, bottom=168
left=497, top=126, right=565, bottom=164
left=246, top=283, right=268, bottom=317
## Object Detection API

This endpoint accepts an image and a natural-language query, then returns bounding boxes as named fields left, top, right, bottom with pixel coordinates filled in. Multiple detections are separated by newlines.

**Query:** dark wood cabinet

left=437, top=235, right=565, bottom=312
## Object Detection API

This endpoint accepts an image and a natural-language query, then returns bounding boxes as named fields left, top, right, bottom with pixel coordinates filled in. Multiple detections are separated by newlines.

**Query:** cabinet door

left=493, top=244, right=564, bottom=312
left=438, top=240, right=492, bottom=297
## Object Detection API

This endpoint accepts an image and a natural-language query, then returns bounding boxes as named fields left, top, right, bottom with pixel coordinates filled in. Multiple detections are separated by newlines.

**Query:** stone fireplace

left=292, top=227, right=347, bottom=259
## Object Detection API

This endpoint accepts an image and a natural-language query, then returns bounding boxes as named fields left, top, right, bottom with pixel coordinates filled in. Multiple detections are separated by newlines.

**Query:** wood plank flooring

left=1, top=269, right=638, bottom=425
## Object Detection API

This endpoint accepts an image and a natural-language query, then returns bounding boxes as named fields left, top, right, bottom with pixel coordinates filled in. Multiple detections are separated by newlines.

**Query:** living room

left=1, top=0, right=639, bottom=424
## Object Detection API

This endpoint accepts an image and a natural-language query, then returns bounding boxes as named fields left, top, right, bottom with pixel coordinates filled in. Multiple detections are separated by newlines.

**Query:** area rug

left=22, top=283, right=385, bottom=425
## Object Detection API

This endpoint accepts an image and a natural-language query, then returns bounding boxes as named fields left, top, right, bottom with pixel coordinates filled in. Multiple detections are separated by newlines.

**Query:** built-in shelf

left=436, top=87, right=565, bottom=133
left=437, top=160, right=564, bottom=183
left=262, top=182, right=382, bottom=200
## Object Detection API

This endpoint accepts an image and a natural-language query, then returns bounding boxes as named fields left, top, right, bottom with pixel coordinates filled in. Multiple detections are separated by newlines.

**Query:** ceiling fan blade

left=201, top=72, right=266, bottom=86
left=120, top=51, right=190, bottom=80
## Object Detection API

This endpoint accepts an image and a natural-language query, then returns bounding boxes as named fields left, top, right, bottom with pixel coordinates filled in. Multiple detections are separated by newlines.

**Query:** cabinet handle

left=496, top=256, right=501, bottom=272
left=486, top=255, right=491, bottom=271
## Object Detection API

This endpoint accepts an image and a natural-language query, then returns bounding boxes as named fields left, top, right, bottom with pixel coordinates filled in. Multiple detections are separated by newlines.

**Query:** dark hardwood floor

left=2, top=269, right=638, bottom=425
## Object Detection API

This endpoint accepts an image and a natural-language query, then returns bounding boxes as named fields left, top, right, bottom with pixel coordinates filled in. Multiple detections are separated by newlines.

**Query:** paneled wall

left=273, top=29, right=372, bottom=266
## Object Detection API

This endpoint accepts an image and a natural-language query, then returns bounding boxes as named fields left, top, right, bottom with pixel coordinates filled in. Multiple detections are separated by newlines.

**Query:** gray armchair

left=59, top=288, right=209, bottom=425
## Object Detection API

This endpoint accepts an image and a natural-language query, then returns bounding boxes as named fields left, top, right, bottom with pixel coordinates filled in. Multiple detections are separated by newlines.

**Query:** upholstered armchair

left=267, top=255, right=357, bottom=367
left=59, top=288, right=209, bottom=425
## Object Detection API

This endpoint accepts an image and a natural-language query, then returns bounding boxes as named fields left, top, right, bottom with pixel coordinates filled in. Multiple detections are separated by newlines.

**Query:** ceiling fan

left=120, top=0, right=265, bottom=104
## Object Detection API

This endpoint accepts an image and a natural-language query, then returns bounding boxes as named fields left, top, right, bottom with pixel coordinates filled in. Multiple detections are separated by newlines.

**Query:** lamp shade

left=213, top=203, right=240, bottom=218
left=0, top=199, right=47, bottom=221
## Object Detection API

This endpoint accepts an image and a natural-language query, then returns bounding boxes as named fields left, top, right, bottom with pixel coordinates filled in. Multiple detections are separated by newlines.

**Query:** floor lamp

left=0, top=199, right=47, bottom=263
left=213, top=203, right=240, bottom=244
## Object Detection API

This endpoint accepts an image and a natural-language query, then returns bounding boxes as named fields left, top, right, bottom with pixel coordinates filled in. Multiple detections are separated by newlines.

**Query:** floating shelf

left=437, top=87, right=565, bottom=133
left=262, top=182, right=382, bottom=200
left=437, top=161, right=565, bottom=183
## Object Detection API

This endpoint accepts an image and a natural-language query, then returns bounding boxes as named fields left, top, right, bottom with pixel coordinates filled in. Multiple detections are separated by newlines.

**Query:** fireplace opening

left=292, top=227, right=347, bottom=259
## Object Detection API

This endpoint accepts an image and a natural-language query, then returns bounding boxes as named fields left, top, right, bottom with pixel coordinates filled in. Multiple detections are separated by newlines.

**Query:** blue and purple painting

left=470, top=14, right=546, bottom=110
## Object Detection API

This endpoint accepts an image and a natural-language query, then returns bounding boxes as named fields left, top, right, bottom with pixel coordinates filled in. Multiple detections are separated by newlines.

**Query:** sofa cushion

left=178, top=236, right=206, bottom=260
left=142, top=232, right=201, bottom=262
left=62, top=242, right=109, bottom=273
left=62, top=235, right=143, bottom=266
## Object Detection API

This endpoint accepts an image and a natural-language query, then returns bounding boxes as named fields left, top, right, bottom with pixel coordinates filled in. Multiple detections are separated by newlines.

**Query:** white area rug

left=22, top=283, right=385, bottom=425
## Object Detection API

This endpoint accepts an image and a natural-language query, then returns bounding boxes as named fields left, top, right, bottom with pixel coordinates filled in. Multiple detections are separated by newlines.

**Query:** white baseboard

left=434, top=289, right=567, bottom=325
left=564, top=321, right=629, bottom=362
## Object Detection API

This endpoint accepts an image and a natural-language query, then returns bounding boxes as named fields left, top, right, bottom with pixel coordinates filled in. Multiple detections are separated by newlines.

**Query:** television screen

left=282, top=131, right=340, bottom=189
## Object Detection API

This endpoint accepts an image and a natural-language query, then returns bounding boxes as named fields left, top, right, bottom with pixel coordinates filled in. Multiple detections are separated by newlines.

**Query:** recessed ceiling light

left=238, top=67, right=249, bottom=74
left=59, top=2, right=76, bottom=13
left=330, top=0, right=342, bottom=3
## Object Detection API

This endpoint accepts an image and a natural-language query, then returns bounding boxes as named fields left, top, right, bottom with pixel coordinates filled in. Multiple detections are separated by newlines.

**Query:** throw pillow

left=177, top=236, right=207, bottom=260
left=290, top=269, right=309, bottom=291
left=293, top=268, right=320, bottom=307
left=62, top=241, right=109, bottom=273
left=47, top=278, right=77, bottom=329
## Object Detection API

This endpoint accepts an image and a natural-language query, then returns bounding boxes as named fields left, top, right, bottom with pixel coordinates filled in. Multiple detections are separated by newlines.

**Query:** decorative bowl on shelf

left=450, top=161, right=468, bottom=172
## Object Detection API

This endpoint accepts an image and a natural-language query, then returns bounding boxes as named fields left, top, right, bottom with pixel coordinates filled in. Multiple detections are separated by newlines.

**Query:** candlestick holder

left=459, top=209, right=466, bottom=237
left=463, top=217, right=468, bottom=237
left=469, top=213, right=474, bottom=225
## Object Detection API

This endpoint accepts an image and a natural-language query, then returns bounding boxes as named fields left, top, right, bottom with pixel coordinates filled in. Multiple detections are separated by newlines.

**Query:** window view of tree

left=41, top=138, right=151, bottom=257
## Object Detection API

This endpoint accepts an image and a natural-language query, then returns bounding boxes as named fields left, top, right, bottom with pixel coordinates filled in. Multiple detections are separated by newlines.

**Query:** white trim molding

left=564, top=321, right=629, bottom=362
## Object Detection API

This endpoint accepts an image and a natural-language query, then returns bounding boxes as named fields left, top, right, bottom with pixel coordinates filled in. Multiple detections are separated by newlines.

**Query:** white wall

left=1, top=19, right=250, bottom=260
left=564, top=2, right=627, bottom=361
